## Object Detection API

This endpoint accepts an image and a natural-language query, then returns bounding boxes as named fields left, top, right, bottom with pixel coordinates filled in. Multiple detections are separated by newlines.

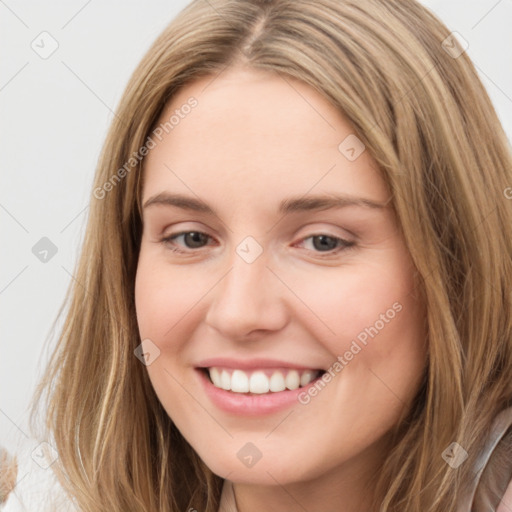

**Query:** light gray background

left=1, top=0, right=511, bottom=504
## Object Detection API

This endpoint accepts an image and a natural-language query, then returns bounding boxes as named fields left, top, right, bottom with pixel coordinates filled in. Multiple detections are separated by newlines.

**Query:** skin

left=135, top=66, right=428, bottom=512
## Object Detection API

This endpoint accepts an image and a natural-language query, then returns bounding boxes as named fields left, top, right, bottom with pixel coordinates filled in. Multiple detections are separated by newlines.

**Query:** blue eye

left=160, top=231, right=355, bottom=257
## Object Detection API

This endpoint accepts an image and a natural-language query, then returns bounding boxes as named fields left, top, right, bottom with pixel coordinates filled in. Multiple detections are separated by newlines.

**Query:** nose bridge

left=204, top=240, right=288, bottom=337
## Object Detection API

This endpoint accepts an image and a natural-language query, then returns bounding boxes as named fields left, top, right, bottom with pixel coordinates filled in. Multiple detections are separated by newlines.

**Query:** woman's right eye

left=160, top=231, right=213, bottom=254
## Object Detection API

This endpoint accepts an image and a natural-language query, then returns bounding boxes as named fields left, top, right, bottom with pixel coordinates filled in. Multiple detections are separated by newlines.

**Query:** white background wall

left=1, top=0, right=511, bottom=507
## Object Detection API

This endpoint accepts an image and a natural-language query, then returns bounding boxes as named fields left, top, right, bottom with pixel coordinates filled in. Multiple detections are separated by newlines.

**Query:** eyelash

left=159, top=231, right=356, bottom=258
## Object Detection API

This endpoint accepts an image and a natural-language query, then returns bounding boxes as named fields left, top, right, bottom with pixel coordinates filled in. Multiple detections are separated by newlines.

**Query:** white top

left=218, top=479, right=238, bottom=512
left=1, top=437, right=75, bottom=512
left=458, top=406, right=512, bottom=512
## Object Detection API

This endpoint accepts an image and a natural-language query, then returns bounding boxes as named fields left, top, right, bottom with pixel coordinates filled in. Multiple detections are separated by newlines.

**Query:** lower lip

left=196, top=368, right=324, bottom=416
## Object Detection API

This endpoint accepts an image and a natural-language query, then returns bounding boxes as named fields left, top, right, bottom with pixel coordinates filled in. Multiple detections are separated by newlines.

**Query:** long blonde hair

left=30, top=0, right=512, bottom=510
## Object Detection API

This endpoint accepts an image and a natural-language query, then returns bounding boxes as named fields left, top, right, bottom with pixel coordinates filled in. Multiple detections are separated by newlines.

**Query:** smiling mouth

left=199, top=367, right=326, bottom=395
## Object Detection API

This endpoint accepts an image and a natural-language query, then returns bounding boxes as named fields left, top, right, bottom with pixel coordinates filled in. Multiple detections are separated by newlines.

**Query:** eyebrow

left=142, top=192, right=389, bottom=215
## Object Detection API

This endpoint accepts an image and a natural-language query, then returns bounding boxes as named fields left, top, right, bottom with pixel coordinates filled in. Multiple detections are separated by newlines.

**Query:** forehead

left=155, top=67, right=353, bottom=157
left=141, top=67, right=388, bottom=210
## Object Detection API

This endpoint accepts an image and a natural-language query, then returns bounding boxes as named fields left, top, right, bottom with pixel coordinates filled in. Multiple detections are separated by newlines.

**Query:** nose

left=204, top=248, right=289, bottom=340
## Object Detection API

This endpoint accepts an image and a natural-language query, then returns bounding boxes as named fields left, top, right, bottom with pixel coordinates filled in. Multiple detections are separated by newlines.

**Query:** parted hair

left=30, top=0, right=512, bottom=511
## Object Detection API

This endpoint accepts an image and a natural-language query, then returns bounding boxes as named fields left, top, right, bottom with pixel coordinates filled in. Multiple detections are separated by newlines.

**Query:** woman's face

left=135, top=66, right=427, bottom=489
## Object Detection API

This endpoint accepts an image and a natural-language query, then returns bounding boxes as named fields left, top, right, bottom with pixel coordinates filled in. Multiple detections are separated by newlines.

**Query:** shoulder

left=473, top=408, right=512, bottom=511
left=497, top=478, right=512, bottom=512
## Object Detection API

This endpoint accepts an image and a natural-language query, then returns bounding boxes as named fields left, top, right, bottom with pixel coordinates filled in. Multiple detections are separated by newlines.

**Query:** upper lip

left=196, top=357, right=324, bottom=371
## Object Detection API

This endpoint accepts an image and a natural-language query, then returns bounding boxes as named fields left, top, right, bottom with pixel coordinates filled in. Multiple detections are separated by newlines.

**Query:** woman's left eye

left=295, top=234, right=355, bottom=255
left=160, top=231, right=355, bottom=256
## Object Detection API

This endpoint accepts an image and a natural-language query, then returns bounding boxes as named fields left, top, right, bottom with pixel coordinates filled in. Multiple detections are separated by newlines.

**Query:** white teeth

left=249, top=371, right=270, bottom=394
left=300, top=370, right=317, bottom=387
left=206, top=367, right=321, bottom=394
left=231, top=370, right=249, bottom=392
left=269, top=371, right=286, bottom=392
left=220, top=369, right=231, bottom=390
left=210, top=367, right=222, bottom=388
left=285, top=370, right=300, bottom=390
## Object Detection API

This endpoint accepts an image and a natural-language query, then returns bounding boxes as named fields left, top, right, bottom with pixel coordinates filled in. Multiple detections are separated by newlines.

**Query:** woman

left=28, top=0, right=512, bottom=511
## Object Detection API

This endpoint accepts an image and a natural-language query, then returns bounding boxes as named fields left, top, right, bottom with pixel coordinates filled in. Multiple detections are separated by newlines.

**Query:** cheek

left=289, top=252, right=426, bottom=404
left=134, top=255, right=204, bottom=417
left=134, top=255, right=205, bottom=347
left=289, top=257, right=420, bottom=348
